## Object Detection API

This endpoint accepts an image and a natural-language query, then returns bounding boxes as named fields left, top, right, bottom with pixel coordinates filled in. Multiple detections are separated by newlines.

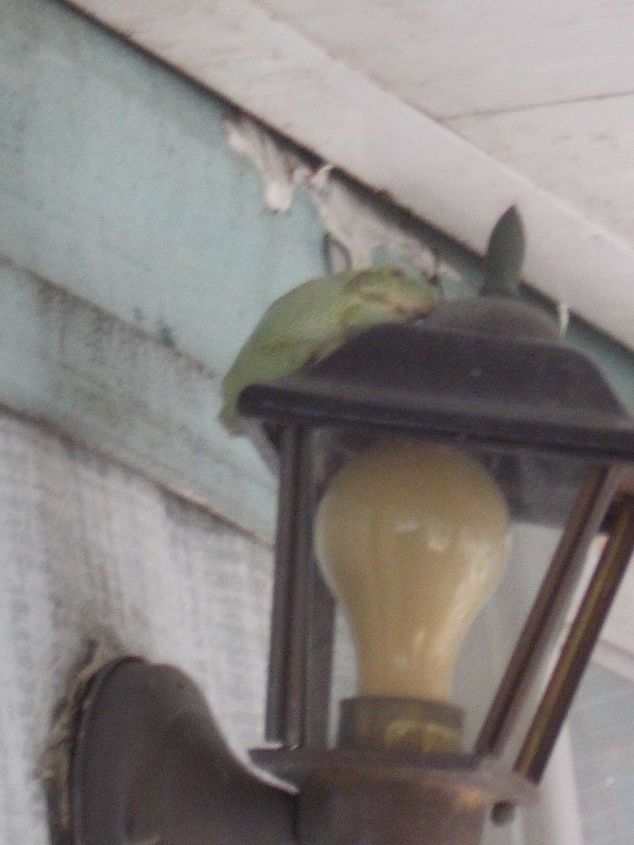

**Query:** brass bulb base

left=338, top=696, right=464, bottom=754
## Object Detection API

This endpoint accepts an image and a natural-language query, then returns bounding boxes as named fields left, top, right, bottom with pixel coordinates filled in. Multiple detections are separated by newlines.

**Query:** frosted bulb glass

left=314, top=439, right=511, bottom=703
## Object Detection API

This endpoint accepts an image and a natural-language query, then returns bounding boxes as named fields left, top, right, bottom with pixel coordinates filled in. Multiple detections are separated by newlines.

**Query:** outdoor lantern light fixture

left=64, top=259, right=634, bottom=845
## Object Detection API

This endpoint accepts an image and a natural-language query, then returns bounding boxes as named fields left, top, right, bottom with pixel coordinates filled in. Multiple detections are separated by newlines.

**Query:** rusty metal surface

left=68, top=658, right=296, bottom=845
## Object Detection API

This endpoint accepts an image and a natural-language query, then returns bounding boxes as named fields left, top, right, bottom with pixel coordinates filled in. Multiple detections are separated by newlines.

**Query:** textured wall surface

left=1, top=0, right=327, bottom=537
left=0, top=409, right=273, bottom=844
left=0, top=0, right=470, bottom=538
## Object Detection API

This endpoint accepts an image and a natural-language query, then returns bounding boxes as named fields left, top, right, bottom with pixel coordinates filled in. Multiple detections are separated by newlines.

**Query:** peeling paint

left=223, top=116, right=300, bottom=214
left=307, top=174, right=439, bottom=275
left=223, top=114, right=442, bottom=280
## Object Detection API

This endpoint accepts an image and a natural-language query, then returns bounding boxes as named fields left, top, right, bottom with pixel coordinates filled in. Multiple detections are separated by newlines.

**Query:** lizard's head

left=344, top=267, right=438, bottom=327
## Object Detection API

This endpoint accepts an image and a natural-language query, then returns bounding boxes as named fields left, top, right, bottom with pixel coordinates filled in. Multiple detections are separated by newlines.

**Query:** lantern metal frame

left=61, top=297, right=634, bottom=845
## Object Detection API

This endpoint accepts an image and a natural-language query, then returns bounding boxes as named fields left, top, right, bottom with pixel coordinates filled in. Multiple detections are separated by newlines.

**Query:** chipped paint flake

left=224, top=116, right=301, bottom=213
left=223, top=115, right=438, bottom=277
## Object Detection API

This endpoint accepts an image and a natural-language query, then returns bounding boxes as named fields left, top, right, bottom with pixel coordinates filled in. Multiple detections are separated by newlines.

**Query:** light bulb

left=314, top=438, right=511, bottom=704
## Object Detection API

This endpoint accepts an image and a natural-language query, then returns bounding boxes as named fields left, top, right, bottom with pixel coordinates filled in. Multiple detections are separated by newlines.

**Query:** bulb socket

left=338, top=696, right=464, bottom=754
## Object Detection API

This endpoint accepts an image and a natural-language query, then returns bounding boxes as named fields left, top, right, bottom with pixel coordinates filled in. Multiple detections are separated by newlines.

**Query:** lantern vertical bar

left=515, top=495, right=634, bottom=784
left=288, top=429, right=336, bottom=748
left=476, top=466, right=617, bottom=758
left=266, top=426, right=334, bottom=748
left=304, top=561, right=336, bottom=746
left=266, top=426, right=310, bottom=745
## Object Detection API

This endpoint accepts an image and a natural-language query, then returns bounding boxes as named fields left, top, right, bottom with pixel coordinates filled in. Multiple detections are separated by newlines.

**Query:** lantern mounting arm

left=57, top=657, right=296, bottom=845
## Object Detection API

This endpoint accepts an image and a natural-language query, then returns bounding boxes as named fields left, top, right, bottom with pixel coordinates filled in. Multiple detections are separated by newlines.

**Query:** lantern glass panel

left=308, top=426, right=600, bottom=752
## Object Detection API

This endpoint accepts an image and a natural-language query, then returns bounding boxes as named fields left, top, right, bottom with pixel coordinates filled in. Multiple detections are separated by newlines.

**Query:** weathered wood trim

left=65, top=0, right=634, bottom=353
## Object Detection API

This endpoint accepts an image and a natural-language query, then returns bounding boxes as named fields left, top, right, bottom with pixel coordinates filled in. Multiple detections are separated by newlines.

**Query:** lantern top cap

left=239, top=298, right=634, bottom=463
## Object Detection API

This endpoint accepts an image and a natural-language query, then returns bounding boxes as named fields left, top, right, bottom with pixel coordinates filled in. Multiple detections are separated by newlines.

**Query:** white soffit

left=65, top=0, right=634, bottom=352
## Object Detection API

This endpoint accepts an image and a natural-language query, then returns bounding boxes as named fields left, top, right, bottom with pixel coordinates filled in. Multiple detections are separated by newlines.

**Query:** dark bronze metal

left=252, top=747, right=537, bottom=845
left=423, top=296, right=559, bottom=340
left=68, top=658, right=295, bottom=845
left=255, top=691, right=534, bottom=844
left=240, top=301, right=634, bottom=466
left=475, top=466, right=618, bottom=758
left=67, top=657, right=527, bottom=845
left=514, top=495, right=634, bottom=784
left=266, top=425, right=308, bottom=744
left=283, top=428, right=316, bottom=747
left=338, top=696, right=463, bottom=754
left=266, top=427, right=335, bottom=748
left=304, top=559, right=336, bottom=747
left=267, top=427, right=312, bottom=746
left=297, top=775, right=491, bottom=845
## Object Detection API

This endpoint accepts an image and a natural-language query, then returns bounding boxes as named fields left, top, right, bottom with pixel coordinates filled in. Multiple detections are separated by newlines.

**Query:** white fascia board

left=65, top=0, right=634, bottom=352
